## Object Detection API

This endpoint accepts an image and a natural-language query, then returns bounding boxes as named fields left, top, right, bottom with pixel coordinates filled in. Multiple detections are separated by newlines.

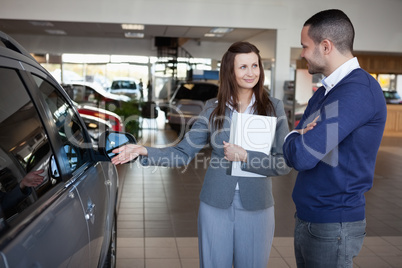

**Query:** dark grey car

left=166, top=81, right=218, bottom=134
left=0, top=31, right=135, bottom=268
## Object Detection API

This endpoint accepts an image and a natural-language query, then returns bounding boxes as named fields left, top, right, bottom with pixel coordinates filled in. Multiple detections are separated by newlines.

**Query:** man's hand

left=21, top=169, right=45, bottom=189
left=295, top=115, right=320, bottom=135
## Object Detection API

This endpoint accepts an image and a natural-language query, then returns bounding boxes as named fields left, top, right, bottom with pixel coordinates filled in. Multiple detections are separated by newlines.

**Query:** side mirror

left=99, top=131, right=137, bottom=160
left=46, top=154, right=61, bottom=186
left=50, top=155, right=60, bottom=179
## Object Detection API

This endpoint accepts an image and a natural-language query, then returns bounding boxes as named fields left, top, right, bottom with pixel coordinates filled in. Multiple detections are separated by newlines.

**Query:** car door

left=0, top=66, right=91, bottom=267
left=71, top=161, right=118, bottom=267
left=30, top=72, right=117, bottom=267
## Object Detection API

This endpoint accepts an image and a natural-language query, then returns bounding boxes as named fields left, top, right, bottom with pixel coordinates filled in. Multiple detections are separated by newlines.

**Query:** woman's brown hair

left=210, top=41, right=275, bottom=129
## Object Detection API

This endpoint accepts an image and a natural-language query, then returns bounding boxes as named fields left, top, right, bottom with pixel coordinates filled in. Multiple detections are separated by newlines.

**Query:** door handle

left=85, top=203, right=96, bottom=223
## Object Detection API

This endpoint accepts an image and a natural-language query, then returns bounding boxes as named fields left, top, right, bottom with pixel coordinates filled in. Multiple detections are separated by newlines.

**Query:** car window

left=174, top=83, right=218, bottom=102
left=32, top=75, right=92, bottom=173
left=75, top=84, right=100, bottom=103
left=0, top=67, right=61, bottom=227
left=111, top=80, right=137, bottom=90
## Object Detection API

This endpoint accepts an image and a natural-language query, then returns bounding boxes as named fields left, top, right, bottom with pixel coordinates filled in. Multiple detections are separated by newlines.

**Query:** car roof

left=0, top=31, right=59, bottom=85
left=64, top=81, right=131, bottom=102
left=112, top=77, right=139, bottom=82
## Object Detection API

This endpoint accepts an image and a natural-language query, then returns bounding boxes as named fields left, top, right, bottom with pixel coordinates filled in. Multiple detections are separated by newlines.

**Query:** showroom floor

left=115, top=117, right=402, bottom=268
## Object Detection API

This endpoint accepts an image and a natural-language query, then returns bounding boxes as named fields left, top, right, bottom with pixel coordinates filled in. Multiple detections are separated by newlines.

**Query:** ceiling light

left=45, top=29, right=66, bottom=35
left=210, top=27, right=233, bottom=34
left=204, top=33, right=224, bottom=38
left=124, top=32, right=144, bottom=38
left=121, top=24, right=144, bottom=30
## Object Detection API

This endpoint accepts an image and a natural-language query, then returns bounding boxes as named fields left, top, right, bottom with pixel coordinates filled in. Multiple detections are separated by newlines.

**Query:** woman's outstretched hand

left=111, top=144, right=148, bottom=165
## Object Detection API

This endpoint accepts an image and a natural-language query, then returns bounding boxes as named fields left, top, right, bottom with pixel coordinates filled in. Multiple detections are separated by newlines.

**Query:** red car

left=77, top=105, right=125, bottom=132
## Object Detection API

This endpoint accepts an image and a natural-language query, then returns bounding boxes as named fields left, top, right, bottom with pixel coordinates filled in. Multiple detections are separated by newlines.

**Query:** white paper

left=229, top=112, right=277, bottom=177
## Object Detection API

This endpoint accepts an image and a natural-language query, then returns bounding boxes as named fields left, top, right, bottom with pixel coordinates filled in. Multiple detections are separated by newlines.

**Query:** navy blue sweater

left=283, top=68, right=387, bottom=223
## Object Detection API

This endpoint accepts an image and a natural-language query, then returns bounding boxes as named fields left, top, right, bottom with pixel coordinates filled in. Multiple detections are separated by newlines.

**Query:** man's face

left=300, top=26, right=325, bottom=75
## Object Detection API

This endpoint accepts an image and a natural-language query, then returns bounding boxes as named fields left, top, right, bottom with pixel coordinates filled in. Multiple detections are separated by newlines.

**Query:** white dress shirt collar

left=224, top=93, right=256, bottom=115
left=322, top=57, right=360, bottom=95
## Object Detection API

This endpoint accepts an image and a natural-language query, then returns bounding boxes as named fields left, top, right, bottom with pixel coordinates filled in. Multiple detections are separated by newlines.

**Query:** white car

left=109, top=78, right=143, bottom=100
left=63, top=81, right=131, bottom=107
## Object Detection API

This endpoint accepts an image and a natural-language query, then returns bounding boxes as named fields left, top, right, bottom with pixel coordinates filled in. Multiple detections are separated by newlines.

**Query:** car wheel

left=103, top=213, right=117, bottom=268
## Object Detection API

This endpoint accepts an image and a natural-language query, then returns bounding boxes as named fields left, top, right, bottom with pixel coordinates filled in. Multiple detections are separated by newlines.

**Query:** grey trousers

left=198, top=190, right=275, bottom=268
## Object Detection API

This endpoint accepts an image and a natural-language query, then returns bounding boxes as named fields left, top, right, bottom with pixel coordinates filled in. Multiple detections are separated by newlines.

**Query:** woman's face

left=234, top=52, right=260, bottom=92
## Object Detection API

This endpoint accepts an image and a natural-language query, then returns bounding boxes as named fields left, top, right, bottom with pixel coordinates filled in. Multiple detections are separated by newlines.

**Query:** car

left=77, top=104, right=125, bottom=132
left=109, top=78, right=143, bottom=100
left=0, top=31, right=136, bottom=268
left=80, top=114, right=112, bottom=148
left=166, top=81, right=219, bottom=134
left=62, top=81, right=131, bottom=108
left=383, top=90, right=402, bottom=104
left=85, top=74, right=112, bottom=90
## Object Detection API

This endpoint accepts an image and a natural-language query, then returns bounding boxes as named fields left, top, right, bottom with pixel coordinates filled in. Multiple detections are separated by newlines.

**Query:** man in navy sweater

left=283, top=9, right=387, bottom=268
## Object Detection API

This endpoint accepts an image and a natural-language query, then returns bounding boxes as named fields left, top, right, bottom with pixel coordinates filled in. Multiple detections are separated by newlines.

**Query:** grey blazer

left=141, top=97, right=291, bottom=211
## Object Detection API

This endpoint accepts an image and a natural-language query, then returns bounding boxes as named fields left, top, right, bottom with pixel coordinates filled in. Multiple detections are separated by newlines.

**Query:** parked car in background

left=109, top=78, right=142, bottom=100
left=77, top=104, right=125, bottom=132
left=85, top=74, right=112, bottom=90
left=0, top=31, right=136, bottom=268
left=62, top=81, right=131, bottom=108
left=166, top=81, right=218, bottom=134
left=80, top=114, right=112, bottom=148
left=383, top=90, right=402, bottom=104
left=50, top=69, right=83, bottom=84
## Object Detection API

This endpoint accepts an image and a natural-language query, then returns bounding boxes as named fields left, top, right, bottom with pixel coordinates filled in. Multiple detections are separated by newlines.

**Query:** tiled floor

left=115, top=116, right=402, bottom=268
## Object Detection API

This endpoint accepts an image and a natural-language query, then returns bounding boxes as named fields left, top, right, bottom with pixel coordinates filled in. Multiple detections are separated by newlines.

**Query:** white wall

left=3, top=0, right=401, bottom=53
left=295, top=69, right=313, bottom=106
left=2, top=0, right=402, bottom=98
left=397, top=75, right=402, bottom=96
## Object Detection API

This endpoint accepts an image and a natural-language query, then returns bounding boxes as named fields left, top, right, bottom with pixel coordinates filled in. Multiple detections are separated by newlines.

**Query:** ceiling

left=0, top=18, right=270, bottom=46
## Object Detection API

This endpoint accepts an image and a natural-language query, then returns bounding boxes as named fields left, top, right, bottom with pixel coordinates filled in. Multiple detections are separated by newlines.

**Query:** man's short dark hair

left=304, top=9, right=355, bottom=54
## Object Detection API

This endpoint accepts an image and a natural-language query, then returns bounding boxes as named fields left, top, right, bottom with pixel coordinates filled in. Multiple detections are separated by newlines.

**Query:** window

left=32, top=76, right=92, bottom=173
left=111, top=80, right=137, bottom=90
left=0, top=68, right=60, bottom=225
left=63, top=84, right=102, bottom=104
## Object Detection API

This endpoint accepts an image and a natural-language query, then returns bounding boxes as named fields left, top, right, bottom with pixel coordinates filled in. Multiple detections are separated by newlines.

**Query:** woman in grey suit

left=112, top=41, right=291, bottom=268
